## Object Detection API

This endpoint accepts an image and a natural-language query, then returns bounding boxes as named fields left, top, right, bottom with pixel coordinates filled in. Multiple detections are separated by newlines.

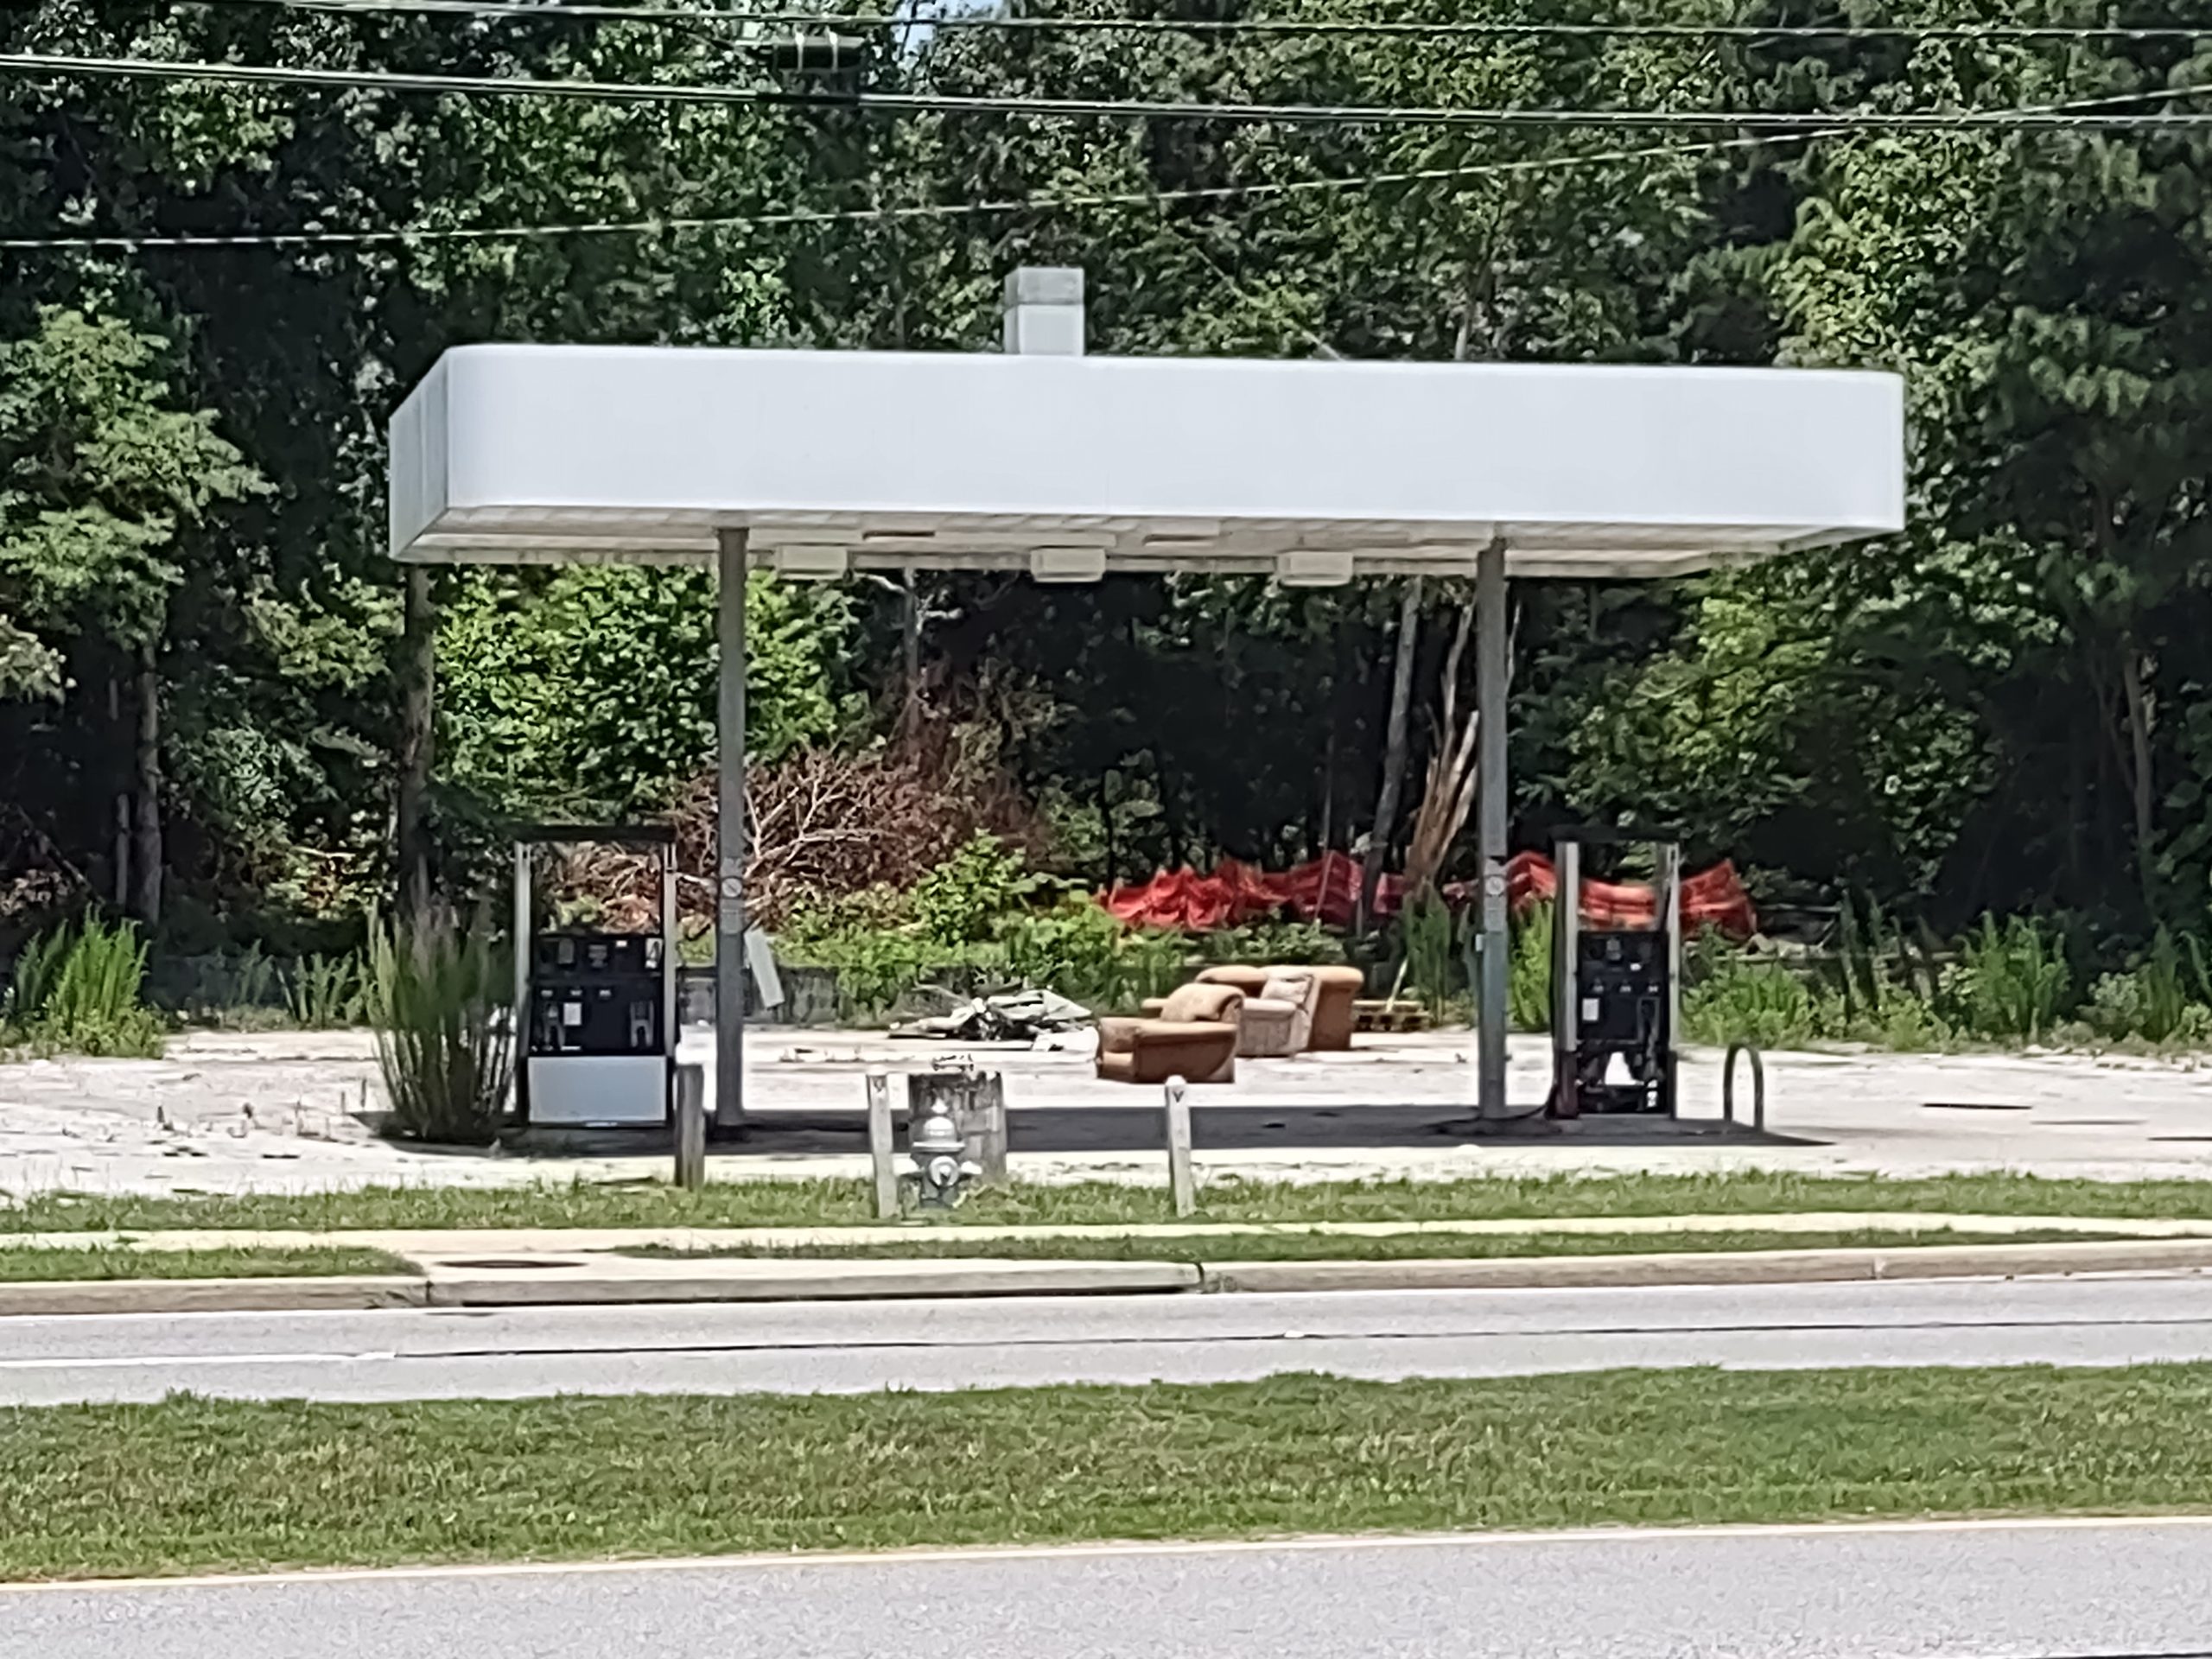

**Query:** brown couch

left=1096, top=982, right=1243, bottom=1084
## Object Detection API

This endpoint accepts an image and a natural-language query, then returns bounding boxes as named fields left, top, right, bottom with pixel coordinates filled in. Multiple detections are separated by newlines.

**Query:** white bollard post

left=866, top=1070, right=899, bottom=1219
left=1164, top=1075, right=1196, bottom=1217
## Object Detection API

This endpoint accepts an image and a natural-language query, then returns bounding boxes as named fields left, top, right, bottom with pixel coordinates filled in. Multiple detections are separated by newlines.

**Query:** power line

left=0, top=133, right=1768, bottom=251
left=7, top=50, right=2212, bottom=131
left=210, top=0, right=2212, bottom=46
left=0, top=78, right=2180, bottom=254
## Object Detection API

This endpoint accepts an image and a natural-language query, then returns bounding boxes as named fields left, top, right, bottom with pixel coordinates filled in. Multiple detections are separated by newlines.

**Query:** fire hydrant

left=908, top=1104, right=981, bottom=1211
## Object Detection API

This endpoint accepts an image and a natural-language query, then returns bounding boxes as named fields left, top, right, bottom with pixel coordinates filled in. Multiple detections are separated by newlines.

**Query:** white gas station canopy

left=390, top=283, right=1904, bottom=1135
left=388, top=344, right=1904, bottom=579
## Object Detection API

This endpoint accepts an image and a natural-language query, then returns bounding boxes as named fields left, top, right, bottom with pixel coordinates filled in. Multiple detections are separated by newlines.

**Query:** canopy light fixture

left=771, top=545, right=850, bottom=581
left=1276, top=548, right=1356, bottom=587
left=1029, top=545, right=1109, bottom=583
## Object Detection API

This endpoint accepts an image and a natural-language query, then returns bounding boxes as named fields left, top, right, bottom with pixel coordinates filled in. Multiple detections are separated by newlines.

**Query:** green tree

left=0, top=305, right=264, bottom=922
left=436, top=568, right=860, bottom=821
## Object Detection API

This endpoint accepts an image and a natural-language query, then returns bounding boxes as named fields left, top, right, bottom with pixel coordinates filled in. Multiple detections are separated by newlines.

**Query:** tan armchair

left=1096, top=982, right=1243, bottom=1084
left=1234, top=970, right=1318, bottom=1058
left=1305, top=966, right=1366, bottom=1051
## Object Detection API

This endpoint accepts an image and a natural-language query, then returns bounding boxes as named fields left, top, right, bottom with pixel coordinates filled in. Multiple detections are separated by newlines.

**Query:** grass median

left=0, top=1245, right=407, bottom=1281
left=6, top=1364, right=2212, bottom=1580
left=619, top=1226, right=2143, bottom=1263
left=11, top=1169, right=2212, bottom=1235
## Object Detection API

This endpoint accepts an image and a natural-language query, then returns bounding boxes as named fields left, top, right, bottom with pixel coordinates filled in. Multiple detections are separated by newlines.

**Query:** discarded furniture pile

left=1098, top=963, right=1364, bottom=1083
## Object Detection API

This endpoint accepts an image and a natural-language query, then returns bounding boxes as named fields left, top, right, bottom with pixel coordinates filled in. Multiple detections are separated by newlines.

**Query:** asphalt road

left=11, top=1519, right=2212, bottom=1659
left=7, top=1274, right=2212, bottom=1405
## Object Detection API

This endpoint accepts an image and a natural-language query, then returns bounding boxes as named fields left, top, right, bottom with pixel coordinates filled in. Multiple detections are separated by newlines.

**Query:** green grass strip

left=0, top=1246, right=407, bottom=1281
left=11, top=1170, right=2212, bottom=1235
left=620, top=1226, right=2142, bottom=1263
left=6, top=1366, right=2212, bottom=1580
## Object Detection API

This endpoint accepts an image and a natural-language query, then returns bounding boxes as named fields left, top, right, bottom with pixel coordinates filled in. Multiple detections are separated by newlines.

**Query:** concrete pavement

left=9, top=1273, right=2212, bottom=1405
left=9, top=1025, right=2212, bottom=1198
left=11, top=1518, right=2212, bottom=1657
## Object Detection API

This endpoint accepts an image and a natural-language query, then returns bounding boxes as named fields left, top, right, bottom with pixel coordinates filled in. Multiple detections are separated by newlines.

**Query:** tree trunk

left=130, top=643, right=162, bottom=928
left=1099, top=770, right=1116, bottom=890
left=1357, top=578, right=1422, bottom=932
left=396, top=564, right=437, bottom=925
left=1317, top=728, right=1334, bottom=860
left=1400, top=600, right=1479, bottom=900
left=109, top=674, right=130, bottom=909
left=901, top=570, right=922, bottom=707
left=1401, top=592, right=1516, bottom=902
left=1157, top=749, right=1184, bottom=871
left=2120, top=633, right=2157, bottom=912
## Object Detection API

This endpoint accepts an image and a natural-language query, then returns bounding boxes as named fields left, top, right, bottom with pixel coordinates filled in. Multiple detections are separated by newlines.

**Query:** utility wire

left=0, top=134, right=1764, bottom=251
left=4, top=50, right=2212, bottom=130
left=208, top=0, right=2212, bottom=46
left=0, top=78, right=2177, bottom=253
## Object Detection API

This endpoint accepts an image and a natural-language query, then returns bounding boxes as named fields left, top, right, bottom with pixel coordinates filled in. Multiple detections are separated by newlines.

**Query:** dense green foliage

left=778, top=832, right=1189, bottom=1014
left=3, top=0, right=2211, bottom=1004
left=438, top=568, right=859, bottom=818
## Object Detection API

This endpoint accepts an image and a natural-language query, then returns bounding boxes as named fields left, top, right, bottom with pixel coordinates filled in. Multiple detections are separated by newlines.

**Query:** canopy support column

left=715, top=527, right=749, bottom=1132
left=1475, top=536, right=1511, bottom=1119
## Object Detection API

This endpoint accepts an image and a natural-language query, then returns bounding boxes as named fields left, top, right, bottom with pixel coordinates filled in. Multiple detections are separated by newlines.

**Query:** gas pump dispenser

left=1548, top=829, right=1681, bottom=1118
left=513, top=825, right=677, bottom=1128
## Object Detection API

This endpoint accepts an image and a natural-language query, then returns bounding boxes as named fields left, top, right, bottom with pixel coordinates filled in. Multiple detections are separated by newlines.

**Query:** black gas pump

left=512, top=825, right=677, bottom=1129
left=1548, top=829, right=1681, bottom=1118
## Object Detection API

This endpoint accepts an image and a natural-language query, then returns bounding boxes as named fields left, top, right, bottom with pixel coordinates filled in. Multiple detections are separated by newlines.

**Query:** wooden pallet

left=1353, top=999, right=1432, bottom=1034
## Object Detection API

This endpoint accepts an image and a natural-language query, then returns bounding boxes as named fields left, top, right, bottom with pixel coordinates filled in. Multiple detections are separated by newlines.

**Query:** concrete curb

left=17, top=1210, right=2212, bottom=1255
left=1196, top=1237, right=2212, bottom=1294
left=420, top=1256, right=1201, bottom=1307
left=8, top=1237, right=2212, bottom=1317
left=0, top=1275, right=429, bottom=1317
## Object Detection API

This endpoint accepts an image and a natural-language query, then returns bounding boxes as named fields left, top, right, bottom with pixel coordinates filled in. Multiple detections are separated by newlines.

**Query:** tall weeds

left=1947, top=913, right=2072, bottom=1042
left=3, top=917, right=165, bottom=1057
left=365, top=913, right=512, bottom=1145
left=1507, top=902, right=1554, bottom=1033
left=1401, top=893, right=1460, bottom=1020
left=286, top=951, right=366, bottom=1028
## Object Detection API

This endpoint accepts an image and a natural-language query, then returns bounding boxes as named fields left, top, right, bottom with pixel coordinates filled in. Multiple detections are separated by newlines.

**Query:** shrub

left=365, top=912, right=513, bottom=1146
left=911, top=834, right=1039, bottom=946
left=1198, top=919, right=1346, bottom=967
left=3, top=916, right=166, bottom=1058
left=1507, top=902, right=1553, bottom=1033
left=1856, top=994, right=1952, bottom=1052
left=2084, top=930, right=2212, bottom=1045
left=1682, top=945, right=1827, bottom=1051
left=996, top=895, right=1127, bottom=1001
left=1106, top=928, right=1191, bottom=1010
left=1399, top=892, right=1461, bottom=1019
left=286, top=951, right=366, bottom=1028
left=791, top=929, right=951, bottom=1021
left=999, top=900, right=1186, bottom=1013
left=1945, top=913, right=2073, bottom=1042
